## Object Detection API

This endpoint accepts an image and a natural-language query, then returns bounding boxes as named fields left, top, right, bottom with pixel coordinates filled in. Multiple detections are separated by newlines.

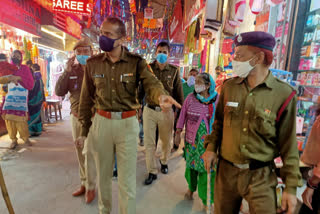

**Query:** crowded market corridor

left=0, top=114, right=210, bottom=214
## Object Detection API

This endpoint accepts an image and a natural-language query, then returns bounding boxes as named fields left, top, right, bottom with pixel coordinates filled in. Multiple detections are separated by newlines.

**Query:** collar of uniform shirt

left=101, top=47, right=129, bottom=62
left=234, top=70, right=275, bottom=89
left=71, top=63, right=84, bottom=72
left=154, top=61, right=170, bottom=71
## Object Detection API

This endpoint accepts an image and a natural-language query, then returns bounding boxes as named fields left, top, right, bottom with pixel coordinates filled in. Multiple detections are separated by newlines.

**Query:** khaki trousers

left=87, top=113, right=139, bottom=214
left=70, top=114, right=96, bottom=190
left=143, top=106, right=174, bottom=174
left=5, top=120, right=29, bottom=142
left=214, top=159, right=278, bottom=214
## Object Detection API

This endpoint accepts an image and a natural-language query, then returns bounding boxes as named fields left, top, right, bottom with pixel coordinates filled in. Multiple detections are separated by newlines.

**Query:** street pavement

left=0, top=115, right=207, bottom=214
left=0, top=107, right=305, bottom=214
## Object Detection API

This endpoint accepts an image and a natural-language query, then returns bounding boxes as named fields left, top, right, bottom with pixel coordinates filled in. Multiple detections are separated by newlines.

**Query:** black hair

left=156, top=42, right=170, bottom=52
left=32, top=63, right=40, bottom=71
left=105, top=17, right=126, bottom=37
left=215, top=66, right=224, bottom=72
left=12, top=50, right=22, bottom=58
left=198, top=73, right=211, bottom=86
left=0, top=53, right=6, bottom=60
left=189, top=68, right=199, bottom=74
left=26, top=60, right=33, bottom=66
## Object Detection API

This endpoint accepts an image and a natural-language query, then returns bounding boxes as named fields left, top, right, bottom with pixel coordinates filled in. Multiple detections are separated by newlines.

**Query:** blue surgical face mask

left=76, top=55, right=90, bottom=65
left=156, top=53, right=168, bottom=64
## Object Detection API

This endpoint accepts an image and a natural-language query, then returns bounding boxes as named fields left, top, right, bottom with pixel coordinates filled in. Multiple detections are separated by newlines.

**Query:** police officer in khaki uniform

left=143, top=42, right=184, bottom=185
left=75, top=17, right=180, bottom=214
left=203, top=32, right=302, bottom=214
left=55, top=38, right=96, bottom=203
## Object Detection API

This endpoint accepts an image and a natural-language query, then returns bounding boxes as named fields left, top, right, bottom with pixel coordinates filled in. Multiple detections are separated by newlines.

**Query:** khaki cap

left=73, top=37, right=93, bottom=50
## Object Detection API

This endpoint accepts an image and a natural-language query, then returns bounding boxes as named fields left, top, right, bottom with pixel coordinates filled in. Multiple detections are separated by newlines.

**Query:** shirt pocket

left=165, top=75, right=174, bottom=90
left=254, top=108, right=276, bottom=138
left=68, top=76, right=79, bottom=92
left=224, top=106, right=238, bottom=127
left=93, top=73, right=107, bottom=98
left=120, top=73, right=137, bottom=97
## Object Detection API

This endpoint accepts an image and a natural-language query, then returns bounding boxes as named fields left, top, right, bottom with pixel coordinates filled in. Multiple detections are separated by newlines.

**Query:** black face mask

left=11, top=58, right=21, bottom=65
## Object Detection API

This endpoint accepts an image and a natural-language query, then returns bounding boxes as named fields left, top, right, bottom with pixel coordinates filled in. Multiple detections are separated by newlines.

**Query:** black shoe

left=144, top=173, right=157, bottom=185
left=139, top=139, right=144, bottom=146
left=160, top=161, right=168, bottom=174
left=113, top=169, right=118, bottom=178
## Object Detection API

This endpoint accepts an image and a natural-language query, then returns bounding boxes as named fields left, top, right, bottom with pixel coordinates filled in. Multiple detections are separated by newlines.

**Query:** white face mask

left=232, top=57, right=256, bottom=78
left=195, top=84, right=206, bottom=93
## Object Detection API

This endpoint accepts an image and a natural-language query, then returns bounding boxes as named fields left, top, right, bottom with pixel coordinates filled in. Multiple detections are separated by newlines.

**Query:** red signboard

left=169, top=0, right=185, bottom=43
left=53, top=13, right=81, bottom=39
left=183, top=0, right=205, bottom=30
left=53, top=0, right=92, bottom=16
left=0, top=0, right=41, bottom=36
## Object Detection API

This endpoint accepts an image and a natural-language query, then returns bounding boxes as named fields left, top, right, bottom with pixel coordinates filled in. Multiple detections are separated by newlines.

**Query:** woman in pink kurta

left=299, top=107, right=320, bottom=213
left=2, top=50, right=34, bottom=149
left=175, top=73, right=218, bottom=210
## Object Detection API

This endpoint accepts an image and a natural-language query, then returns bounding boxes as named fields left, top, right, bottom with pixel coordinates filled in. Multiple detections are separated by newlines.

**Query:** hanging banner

left=0, top=0, right=41, bottom=36
left=129, top=0, right=137, bottom=14
left=52, top=0, right=92, bottom=16
left=169, top=0, right=185, bottom=43
left=255, top=4, right=270, bottom=32
left=183, top=0, right=205, bottom=30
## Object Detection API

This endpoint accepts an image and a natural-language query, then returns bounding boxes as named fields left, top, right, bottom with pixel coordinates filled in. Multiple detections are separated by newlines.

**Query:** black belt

left=221, top=157, right=272, bottom=170
left=146, top=104, right=161, bottom=112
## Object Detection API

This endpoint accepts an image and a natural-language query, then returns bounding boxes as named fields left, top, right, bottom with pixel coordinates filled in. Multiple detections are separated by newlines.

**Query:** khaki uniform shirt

left=205, top=72, right=302, bottom=194
left=79, top=48, right=166, bottom=137
left=145, top=61, right=184, bottom=106
left=55, top=64, right=84, bottom=115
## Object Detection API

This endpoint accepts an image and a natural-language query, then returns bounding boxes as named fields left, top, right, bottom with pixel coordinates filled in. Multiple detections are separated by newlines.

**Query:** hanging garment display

left=235, top=0, right=246, bottom=22
left=203, top=0, right=224, bottom=39
left=250, top=0, right=264, bottom=15
left=224, top=0, right=237, bottom=36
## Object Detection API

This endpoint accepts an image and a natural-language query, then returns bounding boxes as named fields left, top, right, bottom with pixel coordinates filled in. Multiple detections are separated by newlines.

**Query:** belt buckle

left=233, top=163, right=249, bottom=169
left=111, top=112, right=122, bottom=120
left=155, top=106, right=161, bottom=112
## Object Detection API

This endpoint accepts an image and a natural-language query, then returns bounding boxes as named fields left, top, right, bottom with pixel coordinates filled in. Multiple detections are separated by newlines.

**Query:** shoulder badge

left=147, top=64, right=154, bottom=74
left=237, top=34, right=243, bottom=43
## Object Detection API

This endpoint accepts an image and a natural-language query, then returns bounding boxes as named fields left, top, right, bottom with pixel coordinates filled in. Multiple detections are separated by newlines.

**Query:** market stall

left=0, top=0, right=42, bottom=135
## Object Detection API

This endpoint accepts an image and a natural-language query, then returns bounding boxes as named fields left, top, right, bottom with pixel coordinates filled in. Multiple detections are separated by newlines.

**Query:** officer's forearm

left=80, top=122, right=91, bottom=137
left=55, top=71, right=70, bottom=96
left=278, top=97, right=302, bottom=194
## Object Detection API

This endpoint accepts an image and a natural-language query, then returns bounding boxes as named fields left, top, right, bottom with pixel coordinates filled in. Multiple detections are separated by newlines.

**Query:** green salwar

left=184, top=121, right=215, bottom=205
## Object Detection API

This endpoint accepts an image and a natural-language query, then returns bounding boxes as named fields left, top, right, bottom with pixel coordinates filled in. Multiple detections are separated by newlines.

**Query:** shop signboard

left=144, top=7, right=153, bottom=19
left=183, top=0, right=205, bottom=30
left=0, top=0, right=41, bottom=36
left=169, top=0, right=185, bottom=43
left=52, top=12, right=81, bottom=39
left=52, top=0, right=92, bottom=16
